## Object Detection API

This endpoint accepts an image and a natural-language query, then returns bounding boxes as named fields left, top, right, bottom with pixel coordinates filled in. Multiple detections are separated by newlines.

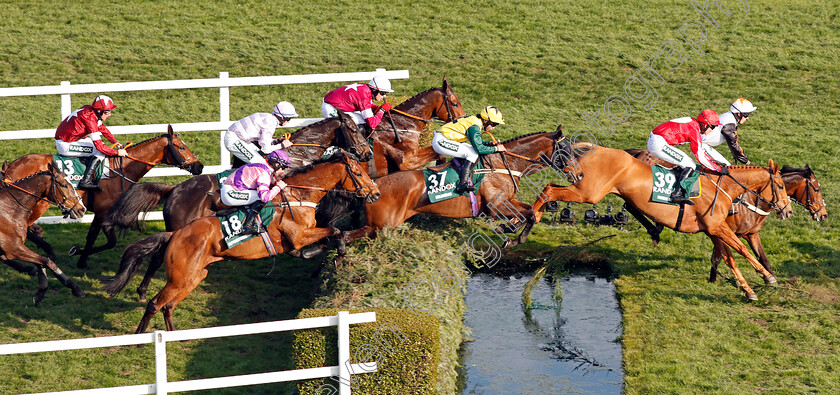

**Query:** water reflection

left=459, top=269, right=623, bottom=394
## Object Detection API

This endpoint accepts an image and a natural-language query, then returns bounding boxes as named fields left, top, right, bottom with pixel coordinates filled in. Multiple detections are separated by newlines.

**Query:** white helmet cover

left=273, top=101, right=299, bottom=118
left=730, top=98, right=757, bottom=114
left=368, top=75, right=394, bottom=93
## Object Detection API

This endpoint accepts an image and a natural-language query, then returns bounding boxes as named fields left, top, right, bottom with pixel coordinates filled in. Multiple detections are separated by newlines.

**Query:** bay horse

left=0, top=161, right=87, bottom=305
left=625, top=149, right=828, bottom=281
left=338, top=128, right=582, bottom=252
left=98, top=153, right=380, bottom=332
left=366, top=77, right=466, bottom=176
left=5, top=126, right=204, bottom=269
left=531, top=143, right=793, bottom=301
left=104, top=110, right=369, bottom=233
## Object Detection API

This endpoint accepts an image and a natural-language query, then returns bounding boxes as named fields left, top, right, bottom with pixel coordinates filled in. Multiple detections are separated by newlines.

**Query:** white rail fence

left=0, top=68, right=409, bottom=224
left=0, top=311, right=377, bottom=395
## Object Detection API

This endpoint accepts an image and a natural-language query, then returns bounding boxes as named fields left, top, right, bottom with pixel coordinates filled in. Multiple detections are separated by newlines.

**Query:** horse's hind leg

left=137, top=250, right=165, bottom=302
left=75, top=215, right=118, bottom=269
left=34, top=267, right=49, bottom=306
left=137, top=266, right=208, bottom=333
left=710, top=241, right=724, bottom=283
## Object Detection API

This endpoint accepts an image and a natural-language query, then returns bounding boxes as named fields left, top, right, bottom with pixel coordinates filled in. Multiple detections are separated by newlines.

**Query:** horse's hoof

left=68, top=246, right=79, bottom=256
left=72, top=287, right=86, bottom=298
left=501, top=239, right=512, bottom=249
left=746, top=292, right=758, bottom=301
left=765, top=275, right=778, bottom=284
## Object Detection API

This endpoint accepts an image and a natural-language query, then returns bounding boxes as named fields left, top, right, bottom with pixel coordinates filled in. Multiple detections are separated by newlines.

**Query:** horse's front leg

left=487, top=198, right=536, bottom=248
left=73, top=215, right=118, bottom=269
left=284, top=226, right=342, bottom=257
left=624, top=201, right=662, bottom=247
left=533, top=184, right=588, bottom=223
left=27, top=225, right=57, bottom=262
left=743, top=233, right=775, bottom=278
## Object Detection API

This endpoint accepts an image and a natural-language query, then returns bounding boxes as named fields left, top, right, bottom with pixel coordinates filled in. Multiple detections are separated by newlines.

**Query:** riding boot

left=669, top=166, right=694, bottom=205
left=455, top=161, right=476, bottom=193
left=241, top=201, right=267, bottom=235
left=78, top=157, right=102, bottom=191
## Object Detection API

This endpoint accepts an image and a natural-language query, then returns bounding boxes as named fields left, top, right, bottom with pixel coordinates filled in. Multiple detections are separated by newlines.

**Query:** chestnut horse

left=104, top=111, right=369, bottom=233
left=0, top=161, right=87, bottom=304
left=99, top=153, right=380, bottom=332
left=366, top=77, right=466, bottom=176
left=5, top=126, right=204, bottom=269
left=531, top=144, right=793, bottom=301
left=625, top=149, right=828, bottom=281
left=338, top=128, right=582, bottom=251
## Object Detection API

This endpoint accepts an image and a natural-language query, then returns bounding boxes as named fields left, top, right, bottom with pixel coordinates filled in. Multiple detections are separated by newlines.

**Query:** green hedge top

left=294, top=308, right=440, bottom=395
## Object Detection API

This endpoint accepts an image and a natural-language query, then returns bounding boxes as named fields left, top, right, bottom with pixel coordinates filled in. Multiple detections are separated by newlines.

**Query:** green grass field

left=0, top=0, right=838, bottom=393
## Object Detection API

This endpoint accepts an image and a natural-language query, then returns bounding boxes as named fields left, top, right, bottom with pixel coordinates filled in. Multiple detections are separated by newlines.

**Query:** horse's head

left=46, top=161, right=86, bottom=219
left=336, top=151, right=380, bottom=203
left=765, top=159, right=793, bottom=220
left=335, top=111, right=373, bottom=162
left=550, top=124, right=584, bottom=183
left=782, top=163, right=827, bottom=222
left=434, top=77, right=466, bottom=122
left=162, top=125, right=204, bottom=175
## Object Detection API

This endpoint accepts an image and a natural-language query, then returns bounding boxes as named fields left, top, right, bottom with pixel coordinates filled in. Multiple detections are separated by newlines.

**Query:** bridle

left=285, top=156, right=378, bottom=203
left=335, top=115, right=373, bottom=161
left=726, top=169, right=792, bottom=215
left=792, top=172, right=826, bottom=216
left=388, top=87, right=464, bottom=125
left=1, top=169, right=85, bottom=216
left=163, top=133, right=198, bottom=170
left=481, top=130, right=584, bottom=184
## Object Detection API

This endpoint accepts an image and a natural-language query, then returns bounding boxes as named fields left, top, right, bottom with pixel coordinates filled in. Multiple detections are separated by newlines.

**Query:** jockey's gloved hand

left=380, top=102, right=392, bottom=112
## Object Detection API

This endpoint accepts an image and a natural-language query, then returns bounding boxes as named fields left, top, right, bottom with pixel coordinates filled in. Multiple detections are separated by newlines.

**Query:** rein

left=703, top=168, right=791, bottom=214
left=1, top=171, right=82, bottom=214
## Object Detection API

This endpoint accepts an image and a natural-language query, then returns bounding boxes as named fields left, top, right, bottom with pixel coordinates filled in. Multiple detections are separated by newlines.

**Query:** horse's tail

left=104, top=182, right=175, bottom=232
left=100, top=232, right=173, bottom=296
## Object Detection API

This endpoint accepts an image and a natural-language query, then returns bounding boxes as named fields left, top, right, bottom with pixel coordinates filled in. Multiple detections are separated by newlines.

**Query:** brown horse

left=625, top=149, right=828, bottom=281
left=366, top=77, right=466, bottom=177
left=531, top=144, right=793, bottom=301
left=98, top=153, right=379, bottom=332
left=338, top=128, right=581, bottom=251
left=5, top=126, right=204, bottom=269
left=0, top=161, right=87, bottom=304
left=103, top=111, right=369, bottom=233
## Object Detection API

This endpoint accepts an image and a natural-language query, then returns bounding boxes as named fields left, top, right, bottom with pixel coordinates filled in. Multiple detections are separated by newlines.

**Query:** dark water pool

left=458, top=269, right=623, bottom=394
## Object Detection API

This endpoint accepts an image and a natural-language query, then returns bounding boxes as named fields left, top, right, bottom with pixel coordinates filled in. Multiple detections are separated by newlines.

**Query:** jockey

left=321, top=75, right=394, bottom=131
left=432, top=106, right=508, bottom=193
left=647, top=109, right=723, bottom=205
left=224, top=101, right=298, bottom=166
left=704, top=98, right=757, bottom=165
left=55, top=95, right=127, bottom=190
left=220, top=149, right=291, bottom=235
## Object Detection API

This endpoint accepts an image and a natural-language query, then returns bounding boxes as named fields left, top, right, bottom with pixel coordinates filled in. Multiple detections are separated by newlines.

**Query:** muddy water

left=458, top=268, right=623, bottom=394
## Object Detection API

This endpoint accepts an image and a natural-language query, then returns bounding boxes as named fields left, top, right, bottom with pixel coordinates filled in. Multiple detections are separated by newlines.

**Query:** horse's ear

left=442, top=76, right=449, bottom=90
left=768, top=158, right=777, bottom=172
left=554, top=124, right=564, bottom=139
left=167, top=124, right=175, bottom=136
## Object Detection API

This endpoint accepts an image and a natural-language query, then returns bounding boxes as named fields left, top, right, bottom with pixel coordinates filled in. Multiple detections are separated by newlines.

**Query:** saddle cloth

left=53, top=155, right=104, bottom=188
left=650, top=165, right=701, bottom=205
left=218, top=204, right=276, bottom=249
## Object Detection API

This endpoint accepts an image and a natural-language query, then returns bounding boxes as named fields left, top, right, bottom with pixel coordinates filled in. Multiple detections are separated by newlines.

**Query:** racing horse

left=366, top=76, right=466, bottom=176
left=104, top=110, right=369, bottom=232
left=316, top=78, right=466, bottom=227
left=98, top=153, right=380, bottom=332
left=624, top=149, right=827, bottom=281
left=531, top=143, right=793, bottom=301
left=338, top=127, right=582, bottom=253
left=0, top=161, right=87, bottom=304
left=5, top=126, right=204, bottom=269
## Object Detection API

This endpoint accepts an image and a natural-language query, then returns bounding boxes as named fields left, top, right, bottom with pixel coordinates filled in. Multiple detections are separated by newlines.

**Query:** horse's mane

left=126, top=134, right=168, bottom=149
left=499, top=131, right=551, bottom=145
left=780, top=165, right=808, bottom=176
left=2, top=170, right=52, bottom=190
left=282, top=152, right=349, bottom=178
left=395, top=86, right=442, bottom=110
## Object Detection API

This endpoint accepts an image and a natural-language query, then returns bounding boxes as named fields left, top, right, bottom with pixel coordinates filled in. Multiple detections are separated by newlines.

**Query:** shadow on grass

left=777, top=241, right=840, bottom=279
